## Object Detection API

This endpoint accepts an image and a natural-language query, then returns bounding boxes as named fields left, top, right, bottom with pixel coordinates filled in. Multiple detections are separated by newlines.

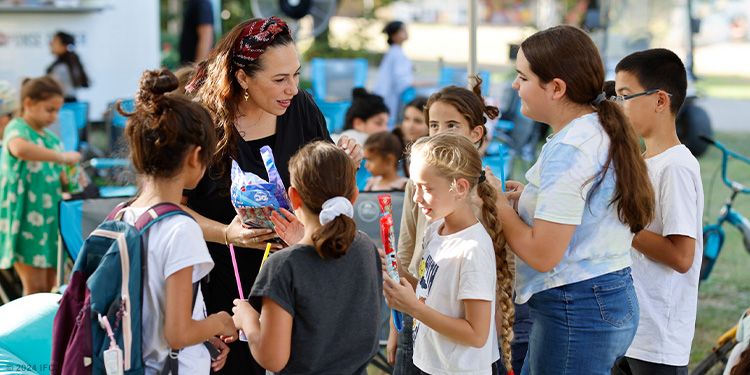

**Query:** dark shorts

left=611, top=356, right=688, bottom=375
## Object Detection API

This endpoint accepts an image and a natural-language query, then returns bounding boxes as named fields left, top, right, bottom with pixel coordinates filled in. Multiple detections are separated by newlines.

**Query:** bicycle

left=699, top=135, right=750, bottom=282
left=690, top=323, right=739, bottom=375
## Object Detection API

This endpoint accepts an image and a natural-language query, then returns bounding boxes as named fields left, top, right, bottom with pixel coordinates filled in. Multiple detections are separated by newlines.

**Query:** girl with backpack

left=231, top=141, right=383, bottom=374
left=119, top=69, right=236, bottom=374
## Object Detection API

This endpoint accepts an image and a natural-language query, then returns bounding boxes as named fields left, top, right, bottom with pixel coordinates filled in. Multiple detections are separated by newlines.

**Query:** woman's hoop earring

left=244, top=89, right=249, bottom=102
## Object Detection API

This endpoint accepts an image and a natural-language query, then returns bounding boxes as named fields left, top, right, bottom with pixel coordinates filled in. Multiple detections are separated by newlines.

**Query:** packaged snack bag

left=229, top=146, right=293, bottom=230
left=66, top=164, right=84, bottom=194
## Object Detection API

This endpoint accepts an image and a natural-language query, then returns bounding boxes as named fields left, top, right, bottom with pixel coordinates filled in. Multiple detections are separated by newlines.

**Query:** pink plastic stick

left=229, top=244, right=244, bottom=299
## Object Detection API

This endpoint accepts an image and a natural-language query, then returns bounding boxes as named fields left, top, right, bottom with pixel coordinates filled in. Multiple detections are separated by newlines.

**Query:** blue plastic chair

left=310, top=58, right=368, bottom=133
left=58, top=109, right=79, bottom=152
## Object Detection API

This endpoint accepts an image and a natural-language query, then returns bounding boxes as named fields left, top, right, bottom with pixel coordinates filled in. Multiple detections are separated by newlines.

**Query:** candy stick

left=378, top=194, right=404, bottom=332
left=229, top=244, right=248, bottom=342
left=259, top=243, right=272, bottom=271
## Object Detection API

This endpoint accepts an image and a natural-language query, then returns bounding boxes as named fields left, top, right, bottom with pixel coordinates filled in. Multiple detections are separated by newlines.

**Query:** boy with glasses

left=611, top=48, right=705, bottom=375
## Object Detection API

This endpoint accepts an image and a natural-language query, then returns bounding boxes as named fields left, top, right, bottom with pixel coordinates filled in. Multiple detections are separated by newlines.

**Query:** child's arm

left=632, top=231, right=695, bottom=273
left=232, top=297, right=293, bottom=373
left=5, top=137, right=80, bottom=165
left=164, top=267, right=237, bottom=349
left=383, top=276, right=492, bottom=348
left=386, top=314, right=398, bottom=365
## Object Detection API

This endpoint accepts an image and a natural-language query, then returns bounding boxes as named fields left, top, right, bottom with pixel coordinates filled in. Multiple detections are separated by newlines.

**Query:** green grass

left=690, top=132, right=750, bottom=370
left=696, top=75, right=750, bottom=100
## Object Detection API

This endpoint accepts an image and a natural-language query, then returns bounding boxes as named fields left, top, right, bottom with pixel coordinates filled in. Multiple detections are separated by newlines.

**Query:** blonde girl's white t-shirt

left=120, top=207, right=214, bottom=375
left=413, top=220, right=499, bottom=375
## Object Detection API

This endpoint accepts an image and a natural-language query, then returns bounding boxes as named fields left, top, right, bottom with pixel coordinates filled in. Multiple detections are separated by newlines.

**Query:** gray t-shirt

left=249, top=231, right=383, bottom=375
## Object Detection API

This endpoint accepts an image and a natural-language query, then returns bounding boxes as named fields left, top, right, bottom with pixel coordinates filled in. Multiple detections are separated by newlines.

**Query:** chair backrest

left=352, top=190, right=405, bottom=249
left=61, top=102, right=88, bottom=130
left=438, top=67, right=492, bottom=96
left=310, top=58, right=369, bottom=102
left=108, top=99, right=135, bottom=129
left=58, top=109, right=79, bottom=152
left=58, top=197, right=131, bottom=263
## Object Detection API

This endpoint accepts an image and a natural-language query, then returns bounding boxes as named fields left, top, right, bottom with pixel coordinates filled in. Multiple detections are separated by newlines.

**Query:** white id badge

left=103, top=347, right=124, bottom=375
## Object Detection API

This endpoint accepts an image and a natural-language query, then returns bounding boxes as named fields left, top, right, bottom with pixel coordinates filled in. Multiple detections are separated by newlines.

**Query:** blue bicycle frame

left=700, top=136, right=750, bottom=282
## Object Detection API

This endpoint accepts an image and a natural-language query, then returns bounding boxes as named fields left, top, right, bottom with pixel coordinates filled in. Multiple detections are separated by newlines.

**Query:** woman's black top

left=185, top=89, right=330, bottom=375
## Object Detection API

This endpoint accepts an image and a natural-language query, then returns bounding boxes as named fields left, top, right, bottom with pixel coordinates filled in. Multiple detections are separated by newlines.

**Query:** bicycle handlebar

left=701, top=134, right=750, bottom=194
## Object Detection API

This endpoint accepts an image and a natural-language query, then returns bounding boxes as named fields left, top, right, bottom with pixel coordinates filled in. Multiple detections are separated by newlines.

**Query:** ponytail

left=476, top=178, right=514, bottom=371
left=590, top=99, right=654, bottom=233
left=312, top=214, right=357, bottom=260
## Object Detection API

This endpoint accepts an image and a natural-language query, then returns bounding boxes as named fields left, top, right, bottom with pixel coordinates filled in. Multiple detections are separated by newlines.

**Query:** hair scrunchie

left=478, top=170, right=486, bottom=184
left=591, top=91, right=606, bottom=105
left=319, top=196, right=354, bottom=225
left=232, top=16, right=292, bottom=71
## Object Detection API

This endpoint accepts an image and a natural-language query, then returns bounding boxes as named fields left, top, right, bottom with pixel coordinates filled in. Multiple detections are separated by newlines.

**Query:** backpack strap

left=161, top=278, right=218, bottom=375
left=134, top=203, right=190, bottom=232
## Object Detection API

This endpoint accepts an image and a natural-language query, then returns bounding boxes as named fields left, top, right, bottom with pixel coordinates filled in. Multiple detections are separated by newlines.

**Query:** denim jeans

left=520, top=268, right=639, bottom=375
left=394, top=314, right=420, bottom=375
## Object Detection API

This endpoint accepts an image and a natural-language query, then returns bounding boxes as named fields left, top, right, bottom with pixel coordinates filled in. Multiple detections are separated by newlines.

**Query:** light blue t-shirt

left=514, top=113, right=633, bottom=304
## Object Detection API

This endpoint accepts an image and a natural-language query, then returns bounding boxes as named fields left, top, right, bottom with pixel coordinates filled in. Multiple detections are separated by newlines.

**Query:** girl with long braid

left=384, top=132, right=513, bottom=375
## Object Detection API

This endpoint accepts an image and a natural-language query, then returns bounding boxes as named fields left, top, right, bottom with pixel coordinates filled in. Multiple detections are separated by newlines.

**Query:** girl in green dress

left=0, top=76, right=81, bottom=296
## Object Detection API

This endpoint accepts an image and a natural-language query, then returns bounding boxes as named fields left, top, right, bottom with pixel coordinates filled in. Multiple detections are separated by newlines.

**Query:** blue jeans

left=521, top=268, right=639, bottom=375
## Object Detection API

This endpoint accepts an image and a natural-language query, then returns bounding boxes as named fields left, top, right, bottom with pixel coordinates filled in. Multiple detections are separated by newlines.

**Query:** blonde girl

left=384, top=132, right=513, bottom=375
left=232, top=141, right=382, bottom=374
left=0, top=76, right=81, bottom=296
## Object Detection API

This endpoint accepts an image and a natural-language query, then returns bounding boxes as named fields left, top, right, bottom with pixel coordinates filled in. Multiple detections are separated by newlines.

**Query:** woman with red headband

left=183, top=17, right=363, bottom=374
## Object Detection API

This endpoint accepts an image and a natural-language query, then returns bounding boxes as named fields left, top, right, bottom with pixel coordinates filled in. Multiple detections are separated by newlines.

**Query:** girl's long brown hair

left=192, top=18, right=294, bottom=184
left=521, top=25, right=654, bottom=232
left=288, top=141, right=358, bottom=259
left=411, top=132, right=514, bottom=370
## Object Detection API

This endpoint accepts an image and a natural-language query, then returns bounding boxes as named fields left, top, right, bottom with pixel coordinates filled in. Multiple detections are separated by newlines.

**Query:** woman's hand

left=226, top=215, right=283, bottom=250
left=382, top=271, right=419, bottom=316
left=485, top=166, right=523, bottom=211
left=270, top=208, right=304, bottom=246
left=336, top=135, right=363, bottom=168
left=208, top=336, right=230, bottom=371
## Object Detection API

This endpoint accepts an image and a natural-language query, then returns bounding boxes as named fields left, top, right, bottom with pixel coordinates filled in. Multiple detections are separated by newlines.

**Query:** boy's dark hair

left=364, top=128, right=408, bottom=177
left=19, top=75, right=64, bottom=115
left=120, top=69, right=216, bottom=179
left=615, top=48, right=687, bottom=116
left=289, top=141, right=358, bottom=259
left=603, top=80, right=616, bottom=99
left=383, top=21, right=404, bottom=45
left=343, top=88, right=389, bottom=130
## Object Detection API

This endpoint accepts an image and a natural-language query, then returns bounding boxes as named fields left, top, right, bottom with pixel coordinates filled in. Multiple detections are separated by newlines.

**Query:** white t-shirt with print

left=120, top=207, right=215, bottom=375
left=515, top=113, right=633, bottom=304
left=626, top=145, right=704, bottom=366
left=413, top=220, right=499, bottom=375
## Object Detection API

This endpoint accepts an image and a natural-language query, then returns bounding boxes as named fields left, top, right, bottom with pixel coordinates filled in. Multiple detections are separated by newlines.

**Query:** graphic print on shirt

left=413, top=253, right=438, bottom=342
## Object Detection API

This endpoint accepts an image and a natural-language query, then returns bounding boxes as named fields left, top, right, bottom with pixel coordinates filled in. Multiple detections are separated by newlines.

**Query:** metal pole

left=468, top=0, right=478, bottom=88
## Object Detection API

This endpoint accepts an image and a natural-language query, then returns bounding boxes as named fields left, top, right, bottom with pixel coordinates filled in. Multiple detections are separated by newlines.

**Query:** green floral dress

left=0, top=118, right=64, bottom=269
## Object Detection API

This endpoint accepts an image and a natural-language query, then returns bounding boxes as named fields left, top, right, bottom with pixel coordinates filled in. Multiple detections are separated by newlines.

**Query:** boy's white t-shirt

left=626, top=145, right=704, bottom=366
left=413, top=220, right=499, bottom=375
left=120, top=207, right=215, bottom=375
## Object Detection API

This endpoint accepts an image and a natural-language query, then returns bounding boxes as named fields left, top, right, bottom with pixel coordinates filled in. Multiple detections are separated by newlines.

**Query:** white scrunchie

left=319, top=196, right=354, bottom=225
